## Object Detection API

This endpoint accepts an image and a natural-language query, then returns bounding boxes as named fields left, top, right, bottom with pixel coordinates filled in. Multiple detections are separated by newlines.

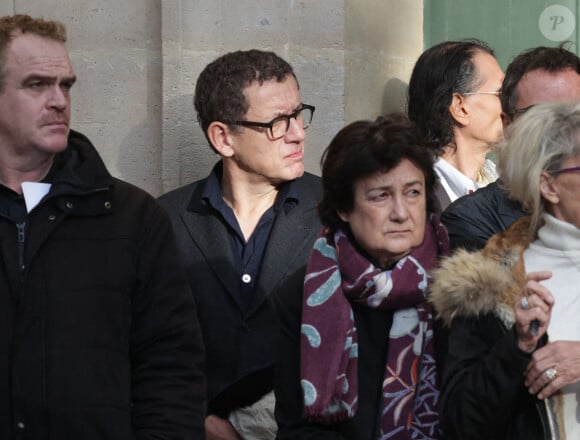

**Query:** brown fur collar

left=430, top=216, right=533, bottom=328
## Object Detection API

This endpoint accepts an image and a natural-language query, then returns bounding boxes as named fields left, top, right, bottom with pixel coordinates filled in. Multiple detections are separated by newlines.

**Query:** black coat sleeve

left=440, top=314, right=535, bottom=440
left=129, top=199, right=206, bottom=439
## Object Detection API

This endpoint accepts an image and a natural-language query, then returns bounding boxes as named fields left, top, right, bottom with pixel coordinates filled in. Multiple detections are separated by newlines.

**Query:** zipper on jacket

left=17, top=221, right=25, bottom=274
left=537, top=399, right=556, bottom=440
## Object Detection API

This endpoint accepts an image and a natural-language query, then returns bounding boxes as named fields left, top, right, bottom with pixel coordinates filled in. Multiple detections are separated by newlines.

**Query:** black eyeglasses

left=508, top=104, right=535, bottom=116
left=232, top=104, right=315, bottom=139
left=550, top=165, right=580, bottom=175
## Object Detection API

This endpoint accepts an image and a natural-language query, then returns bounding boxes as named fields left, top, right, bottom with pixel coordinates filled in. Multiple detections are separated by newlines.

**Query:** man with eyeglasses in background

left=408, top=40, right=505, bottom=211
left=158, top=49, right=322, bottom=440
left=441, top=45, right=580, bottom=250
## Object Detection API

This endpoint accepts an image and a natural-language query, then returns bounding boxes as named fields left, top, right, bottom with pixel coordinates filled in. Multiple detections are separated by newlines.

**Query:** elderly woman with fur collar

left=431, top=101, right=580, bottom=440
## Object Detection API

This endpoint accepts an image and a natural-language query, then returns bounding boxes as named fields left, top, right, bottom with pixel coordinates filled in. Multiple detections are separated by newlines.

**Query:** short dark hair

left=0, top=15, right=67, bottom=91
left=194, top=49, right=297, bottom=152
left=407, top=39, right=494, bottom=155
left=501, top=44, right=580, bottom=116
left=319, top=114, right=437, bottom=233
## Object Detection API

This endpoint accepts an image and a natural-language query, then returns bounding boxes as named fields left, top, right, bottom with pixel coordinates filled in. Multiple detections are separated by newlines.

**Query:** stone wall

left=8, top=1, right=422, bottom=196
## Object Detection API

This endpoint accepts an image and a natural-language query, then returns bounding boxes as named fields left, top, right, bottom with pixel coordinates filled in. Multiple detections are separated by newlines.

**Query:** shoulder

left=441, top=182, right=518, bottom=249
left=157, top=179, right=208, bottom=212
left=443, top=182, right=503, bottom=217
left=112, top=178, right=156, bottom=209
left=112, top=178, right=174, bottom=224
left=294, top=172, right=322, bottom=200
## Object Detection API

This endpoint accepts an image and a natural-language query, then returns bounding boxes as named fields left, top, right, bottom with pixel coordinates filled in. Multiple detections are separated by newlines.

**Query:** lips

left=43, top=120, right=69, bottom=131
left=286, top=150, right=303, bottom=160
left=44, top=119, right=68, bottom=126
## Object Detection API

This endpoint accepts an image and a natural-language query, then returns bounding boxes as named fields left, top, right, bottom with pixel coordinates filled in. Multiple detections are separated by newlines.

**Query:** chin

left=288, top=164, right=305, bottom=179
left=42, top=138, right=69, bottom=153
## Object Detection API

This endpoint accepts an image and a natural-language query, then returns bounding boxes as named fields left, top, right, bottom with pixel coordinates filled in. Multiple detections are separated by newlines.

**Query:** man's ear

left=501, top=111, right=512, bottom=128
left=207, top=122, right=235, bottom=158
left=449, top=92, right=470, bottom=126
left=540, top=171, right=560, bottom=205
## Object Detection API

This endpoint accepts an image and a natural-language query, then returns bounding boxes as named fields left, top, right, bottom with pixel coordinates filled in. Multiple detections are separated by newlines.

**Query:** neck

left=221, top=163, right=280, bottom=241
left=440, top=142, right=488, bottom=180
left=0, top=156, right=54, bottom=194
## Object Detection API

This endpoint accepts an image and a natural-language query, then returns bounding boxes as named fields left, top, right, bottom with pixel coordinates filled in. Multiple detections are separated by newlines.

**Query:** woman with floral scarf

left=274, top=114, right=450, bottom=439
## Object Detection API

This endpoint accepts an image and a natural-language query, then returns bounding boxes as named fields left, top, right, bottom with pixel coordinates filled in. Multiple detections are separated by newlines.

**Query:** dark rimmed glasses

left=232, top=104, right=315, bottom=139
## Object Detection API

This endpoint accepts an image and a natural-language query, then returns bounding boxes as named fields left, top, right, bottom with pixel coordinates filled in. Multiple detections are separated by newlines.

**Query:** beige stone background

left=7, top=1, right=422, bottom=196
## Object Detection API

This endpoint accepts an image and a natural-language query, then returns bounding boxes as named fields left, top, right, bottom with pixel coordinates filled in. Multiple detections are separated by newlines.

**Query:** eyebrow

left=369, top=180, right=424, bottom=192
left=23, top=73, right=77, bottom=84
left=267, top=103, right=300, bottom=118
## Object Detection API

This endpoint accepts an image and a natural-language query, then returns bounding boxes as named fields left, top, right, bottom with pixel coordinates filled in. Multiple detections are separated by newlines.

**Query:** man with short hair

left=158, top=50, right=322, bottom=439
left=441, top=45, right=580, bottom=250
left=408, top=40, right=504, bottom=211
left=0, top=14, right=205, bottom=439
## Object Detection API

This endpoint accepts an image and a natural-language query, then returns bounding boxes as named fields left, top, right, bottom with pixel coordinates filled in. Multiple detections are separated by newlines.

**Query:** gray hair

left=497, top=101, right=580, bottom=235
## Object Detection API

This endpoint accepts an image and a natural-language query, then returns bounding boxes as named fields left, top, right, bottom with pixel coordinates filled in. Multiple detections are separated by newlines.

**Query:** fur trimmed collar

left=430, top=216, right=533, bottom=329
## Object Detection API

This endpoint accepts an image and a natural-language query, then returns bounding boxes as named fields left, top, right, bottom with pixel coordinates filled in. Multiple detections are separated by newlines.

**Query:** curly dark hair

left=319, top=113, right=438, bottom=233
left=407, top=39, right=494, bottom=155
left=501, top=44, right=580, bottom=117
left=194, top=49, right=297, bottom=152
left=0, top=15, right=67, bottom=91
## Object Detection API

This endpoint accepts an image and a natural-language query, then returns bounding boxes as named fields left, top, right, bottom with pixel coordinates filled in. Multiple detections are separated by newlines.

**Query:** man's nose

left=284, top=117, right=306, bottom=143
left=47, top=85, right=68, bottom=110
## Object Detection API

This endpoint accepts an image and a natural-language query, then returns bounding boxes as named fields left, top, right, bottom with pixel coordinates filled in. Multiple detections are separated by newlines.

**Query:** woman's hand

left=525, top=341, right=580, bottom=399
left=514, top=271, right=553, bottom=353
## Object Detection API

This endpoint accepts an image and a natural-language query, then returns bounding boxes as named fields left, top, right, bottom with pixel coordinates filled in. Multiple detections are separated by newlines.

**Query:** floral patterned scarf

left=300, top=214, right=449, bottom=439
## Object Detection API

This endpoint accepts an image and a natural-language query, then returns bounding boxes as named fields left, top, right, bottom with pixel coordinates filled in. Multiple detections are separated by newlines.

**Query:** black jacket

left=0, top=131, right=205, bottom=439
left=158, top=170, right=322, bottom=415
left=441, top=181, right=525, bottom=250
left=430, top=220, right=555, bottom=440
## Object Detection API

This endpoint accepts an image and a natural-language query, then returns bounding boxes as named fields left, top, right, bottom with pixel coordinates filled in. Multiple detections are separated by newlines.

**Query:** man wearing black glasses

left=441, top=45, right=580, bottom=250
left=158, top=50, right=321, bottom=440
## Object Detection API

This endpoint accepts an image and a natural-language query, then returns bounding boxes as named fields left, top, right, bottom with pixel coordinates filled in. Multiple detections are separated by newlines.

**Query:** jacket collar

left=49, top=130, right=113, bottom=196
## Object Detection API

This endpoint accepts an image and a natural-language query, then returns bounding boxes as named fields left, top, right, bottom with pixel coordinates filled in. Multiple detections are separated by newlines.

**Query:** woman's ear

left=449, top=92, right=470, bottom=126
left=540, top=171, right=560, bottom=205
left=337, top=210, right=349, bottom=223
left=207, top=121, right=235, bottom=157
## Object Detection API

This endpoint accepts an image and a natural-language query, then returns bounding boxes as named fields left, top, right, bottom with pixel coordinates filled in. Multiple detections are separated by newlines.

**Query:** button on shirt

left=201, top=164, right=299, bottom=307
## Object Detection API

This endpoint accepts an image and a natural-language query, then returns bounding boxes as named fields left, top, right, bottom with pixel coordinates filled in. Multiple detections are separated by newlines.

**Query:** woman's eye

left=370, top=192, right=388, bottom=201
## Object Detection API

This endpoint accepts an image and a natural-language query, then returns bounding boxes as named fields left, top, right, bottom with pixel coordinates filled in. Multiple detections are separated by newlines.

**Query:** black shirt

left=201, top=163, right=299, bottom=307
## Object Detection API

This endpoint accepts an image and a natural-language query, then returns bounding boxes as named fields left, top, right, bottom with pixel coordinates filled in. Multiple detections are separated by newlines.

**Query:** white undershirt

left=21, top=182, right=52, bottom=213
left=433, top=157, right=497, bottom=203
